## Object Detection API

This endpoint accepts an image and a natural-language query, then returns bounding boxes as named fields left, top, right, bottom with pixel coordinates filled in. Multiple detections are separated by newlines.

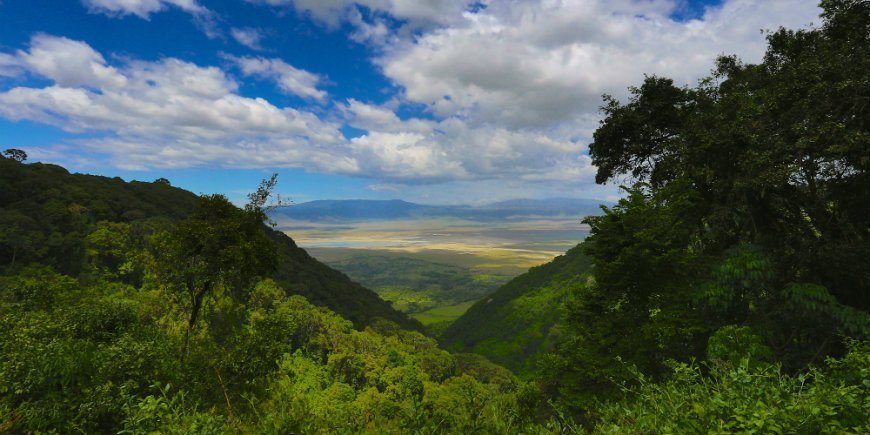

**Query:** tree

left=156, top=177, right=280, bottom=357
left=587, top=0, right=869, bottom=312
left=2, top=149, right=27, bottom=162
left=547, top=0, right=870, bottom=416
left=153, top=177, right=171, bottom=186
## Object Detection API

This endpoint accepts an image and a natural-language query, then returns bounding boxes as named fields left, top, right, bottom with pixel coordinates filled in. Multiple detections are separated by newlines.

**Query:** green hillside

left=0, top=158, right=420, bottom=331
left=440, top=244, right=592, bottom=375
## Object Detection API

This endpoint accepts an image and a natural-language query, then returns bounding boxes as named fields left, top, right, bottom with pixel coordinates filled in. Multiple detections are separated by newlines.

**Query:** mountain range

left=270, top=198, right=611, bottom=222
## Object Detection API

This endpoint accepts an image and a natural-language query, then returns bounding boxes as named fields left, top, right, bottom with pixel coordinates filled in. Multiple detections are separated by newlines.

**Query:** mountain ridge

left=271, top=197, right=611, bottom=222
left=0, top=159, right=421, bottom=331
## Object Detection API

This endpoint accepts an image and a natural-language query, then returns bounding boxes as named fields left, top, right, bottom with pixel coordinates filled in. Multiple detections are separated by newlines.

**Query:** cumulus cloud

left=0, top=34, right=593, bottom=185
left=342, top=100, right=595, bottom=182
left=234, top=0, right=821, bottom=189
left=231, top=27, right=266, bottom=50
left=225, top=55, right=327, bottom=101
left=378, top=0, right=820, bottom=129
left=0, top=34, right=350, bottom=172
left=17, top=34, right=127, bottom=88
left=1, top=0, right=825, bottom=192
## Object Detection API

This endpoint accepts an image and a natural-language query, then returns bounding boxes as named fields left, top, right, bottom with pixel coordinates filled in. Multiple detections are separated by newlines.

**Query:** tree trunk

left=181, top=281, right=211, bottom=360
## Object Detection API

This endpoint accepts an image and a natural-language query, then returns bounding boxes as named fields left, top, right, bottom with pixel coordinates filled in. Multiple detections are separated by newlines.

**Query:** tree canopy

left=541, top=0, right=869, bottom=418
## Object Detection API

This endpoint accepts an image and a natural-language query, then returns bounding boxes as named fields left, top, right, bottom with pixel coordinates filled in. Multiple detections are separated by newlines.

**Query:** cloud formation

left=81, top=0, right=220, bottom=37
left=82, top=0, right=207, bottom=18
left=378, top=0, right=819, bottom=129
left=0, top=35, right=593, bottom=184
left=226, top=55, right=327, bottom=101
left=1, top=1, right=824, bottom=192
left=0, top=35, right=350, bottom=172
left=248, top=0, right=470, bottom=28
left=231, top=28, right=266, bottom=51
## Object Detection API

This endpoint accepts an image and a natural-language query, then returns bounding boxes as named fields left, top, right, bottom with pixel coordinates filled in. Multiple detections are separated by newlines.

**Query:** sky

left=0, top=0, right=822, bottom=205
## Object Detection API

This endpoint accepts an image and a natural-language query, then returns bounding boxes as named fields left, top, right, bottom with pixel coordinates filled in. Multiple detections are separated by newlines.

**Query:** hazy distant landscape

left=272, top=199, right=596, bottom=331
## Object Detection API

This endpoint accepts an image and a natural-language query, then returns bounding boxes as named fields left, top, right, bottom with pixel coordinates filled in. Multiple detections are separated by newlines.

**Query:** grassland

left=281, top=217, right=589, bottom=333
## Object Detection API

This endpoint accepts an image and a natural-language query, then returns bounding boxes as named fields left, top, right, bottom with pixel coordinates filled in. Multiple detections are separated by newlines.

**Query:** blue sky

left=0, top=0, right=821, bottom=204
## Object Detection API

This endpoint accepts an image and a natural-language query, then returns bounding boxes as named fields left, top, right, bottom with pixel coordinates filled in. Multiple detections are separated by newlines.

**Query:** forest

left=0, top=1, right=868, bottom=433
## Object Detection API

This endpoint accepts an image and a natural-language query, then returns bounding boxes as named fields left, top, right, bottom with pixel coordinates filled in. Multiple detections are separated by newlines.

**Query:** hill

left=440, top=243, right=592, bottom=375
left=271, top=197, right=609, bottom=222
left=0, top=158, right=420, bottom=331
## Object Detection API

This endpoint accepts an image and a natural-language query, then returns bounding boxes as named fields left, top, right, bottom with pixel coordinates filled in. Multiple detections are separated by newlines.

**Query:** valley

left=275, top=213, right=592, bottom=333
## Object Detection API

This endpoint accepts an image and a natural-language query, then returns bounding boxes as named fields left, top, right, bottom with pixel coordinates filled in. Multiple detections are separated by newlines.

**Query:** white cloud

left=0, top=34, right=596, bottom=185
left=226, top=55, right=327, bottom=101
left=0, top=35, right=351, bottom=173
left=231, top=27, right=266, bottom=50
left=16, top=34, right=127, bottom=89
left=81, top=0, right=220, bottom=38
left=248, top=0, right=471, bottom=29
left=1, top=34, right=591, bottom=185
left=235, top=0, right=821, bottom=192
left=341, top=100, right=595, bottom=183
left=82, top=0, right=206, bottom=18
left=378, top=0, right=821, bottom=129
left=0, top=53, right=23, bottom=78
left=0, top=0, right=826, bottom=196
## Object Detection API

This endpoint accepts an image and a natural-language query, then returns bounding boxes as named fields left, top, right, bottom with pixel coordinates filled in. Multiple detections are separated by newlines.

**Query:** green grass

left=411, top=301, right=477, bottom=326
left=307, top=249, right=521, bottom=315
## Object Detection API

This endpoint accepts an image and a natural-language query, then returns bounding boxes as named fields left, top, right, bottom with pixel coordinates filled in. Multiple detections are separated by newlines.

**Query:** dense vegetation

left=441, top=244, right=592, bottom=375
left=0, top=159, right=419, bottom=331
left=538, top=0, right=869, bottom=420
left=1, top=1, right=868, bottom=432
left=0, top=158, right=543, bottom=433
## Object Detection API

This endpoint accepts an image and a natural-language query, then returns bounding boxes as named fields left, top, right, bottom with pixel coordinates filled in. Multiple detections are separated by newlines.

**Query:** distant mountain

left=270, top=198, right=610, bottom=222
left=439, top=243, right=592, bottom=376
left=271, top=199, right=438, bottom=221
left=0, top=159, right=421, bottom=331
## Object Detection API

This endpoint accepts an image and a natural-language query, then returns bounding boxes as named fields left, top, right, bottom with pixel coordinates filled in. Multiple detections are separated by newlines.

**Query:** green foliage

left=0, top=157, right=421, bottom=331
left=121, top=383, right=227, bottom=435
left=0, top=272, right=183, bottom=432
left=442, top=244, right=592, bottom=375
left=0, top=257, right=546, bottom=433
left=706, top=325, right=773, bottom=368
left=2, top=148, right=27, bottom=162
left=541, top=0, right=870, bottom=420
left=595, top=344, right=869, bottom=434
left=154, top=193, right=278, bottom=356
left=323, top=253, right=513, bottom=317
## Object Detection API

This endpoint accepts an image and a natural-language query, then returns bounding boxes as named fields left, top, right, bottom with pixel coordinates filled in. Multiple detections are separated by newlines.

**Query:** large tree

left=157, top=181, right=279, bottom=357
left=546, top=0, right=869, bottom=415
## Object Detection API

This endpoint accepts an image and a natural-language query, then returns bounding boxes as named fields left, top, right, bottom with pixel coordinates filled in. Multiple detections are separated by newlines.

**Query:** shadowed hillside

left=440, top=243, right=592, bottom=375
left=0, top=158, right=421, bottom=331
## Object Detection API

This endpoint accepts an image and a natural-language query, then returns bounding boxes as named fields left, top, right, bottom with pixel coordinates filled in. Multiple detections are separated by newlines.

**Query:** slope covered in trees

left=440, top=244, right=592, bottom=375
left=539, top=0, right=870, bottom=418
left=0, top=158, right=420, bottom=331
